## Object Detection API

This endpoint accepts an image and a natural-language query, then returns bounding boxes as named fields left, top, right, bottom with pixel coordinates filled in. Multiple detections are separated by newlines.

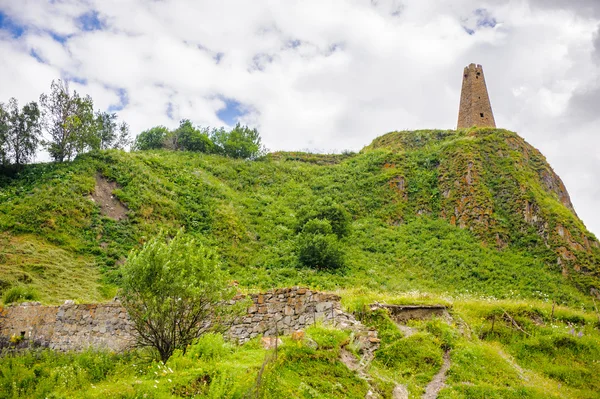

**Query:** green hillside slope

left=0, top=128, right=598, bottom=305
left=1, top=128, right=600, bottom=398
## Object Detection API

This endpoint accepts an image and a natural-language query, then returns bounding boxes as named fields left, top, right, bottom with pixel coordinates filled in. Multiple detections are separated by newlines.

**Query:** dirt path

left=422, top=350, right=451, bottom=399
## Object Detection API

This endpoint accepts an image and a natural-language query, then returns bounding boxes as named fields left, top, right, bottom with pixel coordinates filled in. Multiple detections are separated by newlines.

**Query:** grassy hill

left=1, top=128, right=600, bottom=398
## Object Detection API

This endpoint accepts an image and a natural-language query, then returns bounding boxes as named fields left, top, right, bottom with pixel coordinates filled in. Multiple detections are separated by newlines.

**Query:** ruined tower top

left=457, top=63, right=496, bottom=129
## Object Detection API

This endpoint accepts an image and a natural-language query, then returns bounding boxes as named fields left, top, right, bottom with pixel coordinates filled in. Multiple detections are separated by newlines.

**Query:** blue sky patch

left=0, top=10, right=25, bottom=38
left=77, top=11, right=105, bottom=32
left=166, top=102, right=174, bottom=119
left=30, top=49, right=44, bottom=63
left=108, top=88, right=129, bottom=112
left=462, top=8, right=497, bottom=36
left=49, top=31, right=71, bottom=44
left=217, top=98, right=246, bottom=126
left=475, top=9, right=497, bottom=28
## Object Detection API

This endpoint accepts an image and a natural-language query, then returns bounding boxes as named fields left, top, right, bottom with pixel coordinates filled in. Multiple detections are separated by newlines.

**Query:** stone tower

left=457, top=63, right=496, bottom=129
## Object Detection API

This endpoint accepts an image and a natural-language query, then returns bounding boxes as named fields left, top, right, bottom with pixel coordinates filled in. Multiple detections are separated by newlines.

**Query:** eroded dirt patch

left=91, top=173, right=128, bottom=221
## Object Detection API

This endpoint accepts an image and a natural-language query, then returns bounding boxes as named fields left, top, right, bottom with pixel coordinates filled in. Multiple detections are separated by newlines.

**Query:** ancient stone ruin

left=457, top=63, right=496, bottom=129
left=0, top=288, right=379, bottom=354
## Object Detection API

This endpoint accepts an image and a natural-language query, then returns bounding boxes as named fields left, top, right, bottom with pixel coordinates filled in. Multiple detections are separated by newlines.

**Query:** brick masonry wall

left=0, top=288, right=377, bottom=353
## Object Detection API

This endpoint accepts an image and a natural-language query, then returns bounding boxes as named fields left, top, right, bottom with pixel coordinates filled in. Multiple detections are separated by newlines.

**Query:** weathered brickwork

left=457, top=63, right=496, bottom=129
left=0, top=288, right=377, bottom=353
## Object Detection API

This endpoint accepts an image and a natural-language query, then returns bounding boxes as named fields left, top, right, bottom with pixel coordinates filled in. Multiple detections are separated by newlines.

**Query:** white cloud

left=0, top=0, right=599, bottom=236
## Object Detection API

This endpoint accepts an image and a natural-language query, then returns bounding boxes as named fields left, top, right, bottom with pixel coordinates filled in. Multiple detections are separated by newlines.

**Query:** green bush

left=3, top=285, right=38, bottom=304
left=121, top=230, right=237, bottom=363
left=297, top=230, right=345, bottom=271
left=296, top=197, right=351, bottom=238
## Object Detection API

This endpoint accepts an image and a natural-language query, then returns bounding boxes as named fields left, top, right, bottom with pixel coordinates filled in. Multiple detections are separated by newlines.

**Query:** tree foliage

left=211, top=123, right=265, bottom=159
left=133, top=126, right=170, bottom=151
left=120, top=230, right=237, bottom=363
left=94, top=111, right=131, bottom=150
left=39, top=80, right=96, bottom=162
left=173, top=119, right=213, bottom=153
left=133, top=121, right=265, bottom=160
left=0, top=98, right=42, bottom=167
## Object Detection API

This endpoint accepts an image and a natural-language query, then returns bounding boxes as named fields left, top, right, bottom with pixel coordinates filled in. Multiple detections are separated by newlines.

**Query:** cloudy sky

left=0, top=0, right=599, bottom=235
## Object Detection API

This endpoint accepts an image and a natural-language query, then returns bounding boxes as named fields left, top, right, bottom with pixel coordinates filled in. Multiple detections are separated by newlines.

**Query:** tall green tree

left=211, top=123, right=265, bottom=159
left=0, top=104, right=8, bottom=166
left=133, top=126, right=170, bottom=151
left=0, top=98, right=41, bottom=167
left=39, top=80, right=95, bottom=162
left=172, top=119, right=213, bottom=153
left=94, top=111, right=131, bottom=150
left=120, top=230, right=238, bottom=363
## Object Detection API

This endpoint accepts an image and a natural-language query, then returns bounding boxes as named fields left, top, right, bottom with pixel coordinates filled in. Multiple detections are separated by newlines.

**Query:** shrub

left=3, top=285, right=39, bottom=304
left=297, top=230, right=345, bottom=271
left=296, top=197, right=351, bottom=238
left=120, top=230, right=237, bottom=363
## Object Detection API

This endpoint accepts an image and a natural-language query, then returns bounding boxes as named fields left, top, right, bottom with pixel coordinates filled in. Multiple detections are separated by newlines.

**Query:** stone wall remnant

left=0, top=288, right=378, bottom=354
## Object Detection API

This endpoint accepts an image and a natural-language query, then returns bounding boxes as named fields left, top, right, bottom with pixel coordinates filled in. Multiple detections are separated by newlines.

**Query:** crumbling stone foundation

left=0, top=288, right=377, bottom=353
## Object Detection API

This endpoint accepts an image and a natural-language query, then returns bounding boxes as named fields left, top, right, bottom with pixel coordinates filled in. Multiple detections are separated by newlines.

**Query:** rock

left=261, top=336, right=283, bottom=349
left=392, top=385, right=409, bottom=399
left=304, top=338, right=318, bottom=349
left=291, top=330, right=305, bottom=341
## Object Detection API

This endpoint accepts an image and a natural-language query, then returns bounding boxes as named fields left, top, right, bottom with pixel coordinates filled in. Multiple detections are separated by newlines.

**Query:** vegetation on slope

left=1, top=128, right=600, bottom=398
left=0, top=128, right=597, bottom=305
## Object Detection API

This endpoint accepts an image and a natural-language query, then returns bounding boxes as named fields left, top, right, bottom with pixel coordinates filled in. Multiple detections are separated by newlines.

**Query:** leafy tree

left=296, top=197, right=351, bottom=238
left=120, top=230, right=238, bottom=363
left=133, top=126, right=170, bottom=151
left=210, top=123, right=265, bottom=159
left=296, top=219, right=346, bottom=271
left=0, top=104, right=9, bottom=166
left=173, top=119, right=213, bottom=153
left=94, top=111, right=131, bottom=150
left=0, top=98, right=41, bottom=167
left=39, top=80, right=95, bottom=162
